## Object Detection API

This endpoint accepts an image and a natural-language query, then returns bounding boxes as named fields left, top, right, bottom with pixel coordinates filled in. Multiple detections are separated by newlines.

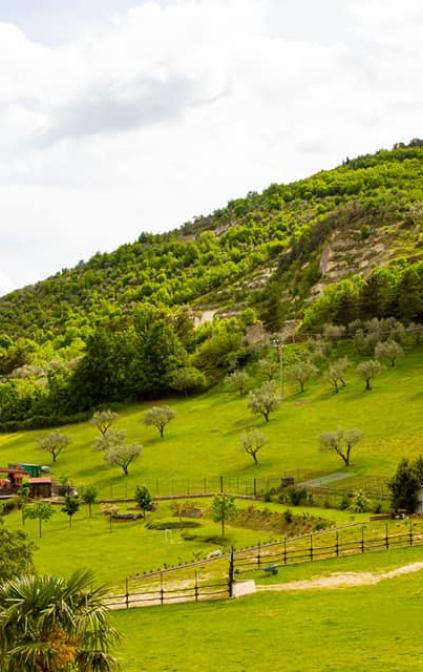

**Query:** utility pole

left=271, top=333, right=284, bottom=401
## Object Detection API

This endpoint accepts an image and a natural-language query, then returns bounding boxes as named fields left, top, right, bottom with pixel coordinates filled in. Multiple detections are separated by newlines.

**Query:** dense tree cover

left=302, top=260, right=423, bottom=330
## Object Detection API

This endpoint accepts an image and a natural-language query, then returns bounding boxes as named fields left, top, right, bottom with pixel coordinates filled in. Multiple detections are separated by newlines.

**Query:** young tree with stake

left=211, top=495, right=236, bottom=537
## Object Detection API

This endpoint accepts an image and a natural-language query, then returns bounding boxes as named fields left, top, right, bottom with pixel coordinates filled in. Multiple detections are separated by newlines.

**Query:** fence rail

left=105, top=578, right=229, bottom=609
left=233, top=525, right=422, bottom=573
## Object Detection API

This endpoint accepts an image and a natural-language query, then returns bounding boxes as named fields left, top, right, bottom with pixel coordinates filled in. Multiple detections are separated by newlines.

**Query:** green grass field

left=0, top=345, right=422, bottom=500
left=112, top=552, right=423, bottom=672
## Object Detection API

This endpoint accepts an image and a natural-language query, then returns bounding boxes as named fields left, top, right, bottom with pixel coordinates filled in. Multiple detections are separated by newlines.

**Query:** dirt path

left=256, top=561, right=423, bottom=593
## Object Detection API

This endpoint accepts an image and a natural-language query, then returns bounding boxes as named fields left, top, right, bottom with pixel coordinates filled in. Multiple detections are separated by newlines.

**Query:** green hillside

left=1, top=342, right=422, bottom=494
left=1, top=140, right=423, bottom=341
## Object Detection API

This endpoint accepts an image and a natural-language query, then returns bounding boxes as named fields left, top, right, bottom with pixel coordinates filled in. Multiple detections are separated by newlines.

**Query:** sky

left=0, top=0, right=422, bottom=295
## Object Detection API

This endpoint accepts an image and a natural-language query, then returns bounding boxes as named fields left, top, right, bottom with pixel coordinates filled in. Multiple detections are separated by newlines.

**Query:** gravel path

left=256, top=561, right=423, bottom=593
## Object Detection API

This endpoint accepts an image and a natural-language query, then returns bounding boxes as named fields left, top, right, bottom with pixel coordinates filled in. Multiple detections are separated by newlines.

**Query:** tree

left=37, top=431, right=72, bottom=463
left=248, top=382, right=280, bottom=423
left=257, top=358, right=278, bottom=381
left=318, top=428, right=363, bottom=467
left=356, top=359, right=382, bottom=390
left=225, top=370, right=251, bottom=396
left=170, top=367, right=207, bottom=396
left=90, top=409, right=119, bottom=437
left=62, top=496, right=80, bottom=528
left=94, top=429, right=127, bottom=452
left=81, top=485, right=98, bottom=518
left=211, top=495, right=236, bottom=537
left=0, top=524, right=35, bottom=582
left=134, top=485, right=152, bottom=521
left=327, top=357, right=349, bottom=393
left=143, top=406, right=175, bottom=438
left=24, top=502, right=55, bottom=538
left=240, top=429, right=267, bottom=465
left=375, top=339, right=404, bottom=367
left=323, top=323, right=346, bottom=344
left=0, top=569, right=120, bottom=672
left=287, top=361, right=318, bottom=393
left=388, top=458, right=420, bottom=512
left=105, top=440, right=142, bottom=476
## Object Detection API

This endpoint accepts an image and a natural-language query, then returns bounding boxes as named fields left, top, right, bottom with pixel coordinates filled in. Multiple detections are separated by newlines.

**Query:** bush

left=283, top=508, right=293, bottom=523
left=287, top=486, right=307, bottom=506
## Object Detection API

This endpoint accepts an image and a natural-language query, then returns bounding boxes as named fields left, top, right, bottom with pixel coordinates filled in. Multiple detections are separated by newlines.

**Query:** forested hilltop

left=1, top=139, right=423, bottom=427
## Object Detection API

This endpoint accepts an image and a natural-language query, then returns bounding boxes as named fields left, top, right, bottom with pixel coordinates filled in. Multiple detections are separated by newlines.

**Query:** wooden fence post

left=309, top=534, right=313, bottom=561
left=125, top=577, right=129, bottom=609
left=283, top=538, right=287, bottom=565
left=409, top=522, right=413, bottom=546
left=160, top=571, right=164, bottom=606
left=194, top=571, right=199, bottom=603
left=220, top=475, right=224, bottom=494
left=335, top=531, right=339, bottom=558
left=385, top=523, right=389, bottom=550
left=257, top=542, right=261, bottom=569
left=361, top=525, right=365, bottom=553
left=253, top=477, right=257, bottom=497
left=228, top=546, right=234, bottom=598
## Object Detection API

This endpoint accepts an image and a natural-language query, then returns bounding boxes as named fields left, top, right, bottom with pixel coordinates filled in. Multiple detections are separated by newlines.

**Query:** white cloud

left=0, top=0, right=422, bottom=293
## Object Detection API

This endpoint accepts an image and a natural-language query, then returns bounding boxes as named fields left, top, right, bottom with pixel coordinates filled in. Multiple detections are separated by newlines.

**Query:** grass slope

left=0, top=346, right=422, bottom=495
left=113, top=551, right=423, bottom=671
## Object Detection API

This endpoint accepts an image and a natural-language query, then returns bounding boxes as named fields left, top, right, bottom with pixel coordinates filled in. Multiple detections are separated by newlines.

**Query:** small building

left=28, top=477, right=53, bottom=499
left=0, top=467, right=26, bottom=498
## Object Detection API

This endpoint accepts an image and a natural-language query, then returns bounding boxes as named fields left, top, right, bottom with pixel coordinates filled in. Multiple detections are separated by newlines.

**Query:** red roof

left=0, top=467, right=25, bottom=475
left=29, top=477, right=52, bottom=484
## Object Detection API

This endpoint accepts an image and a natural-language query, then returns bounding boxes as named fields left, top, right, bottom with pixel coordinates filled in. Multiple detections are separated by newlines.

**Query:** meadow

left=112, top=551, right=423, bottom=672
left=0, top=345, right=422, bottom=502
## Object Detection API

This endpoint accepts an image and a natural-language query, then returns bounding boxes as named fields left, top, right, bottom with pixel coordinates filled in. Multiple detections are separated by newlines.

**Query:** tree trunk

left=252, top=451, right=258, bottom=465
left=300, top=381, right=304, bottom=393
left=365, top=378, right=371, bottom=391
left=221, top=518, right=225, bottom=537
left=160, top=426, right=164, bottom=438
left=123, top=465, right=128, bottom=476
left=263, top=412, right=269, bottom=423
left=334, top=380, right=339, bottom=393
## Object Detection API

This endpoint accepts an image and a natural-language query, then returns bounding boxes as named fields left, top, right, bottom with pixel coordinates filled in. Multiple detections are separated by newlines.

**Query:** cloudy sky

left=0, top=0, right=422, bottom=294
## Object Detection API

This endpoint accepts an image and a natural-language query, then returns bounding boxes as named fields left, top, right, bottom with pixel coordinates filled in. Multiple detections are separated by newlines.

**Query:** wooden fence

left=105, top=577, right=229, bottom=609
left=105, top=522, right=423, bottom=610
left=233, top=524, right=422, bottom=573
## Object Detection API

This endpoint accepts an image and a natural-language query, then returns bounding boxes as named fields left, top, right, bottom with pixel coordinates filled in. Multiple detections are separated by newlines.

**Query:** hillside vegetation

left=1, top=140, right=423, bottom=428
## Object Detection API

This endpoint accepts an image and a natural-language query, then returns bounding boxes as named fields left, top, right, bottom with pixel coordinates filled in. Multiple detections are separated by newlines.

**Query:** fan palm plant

left=0, top=569, right=120, bottom=671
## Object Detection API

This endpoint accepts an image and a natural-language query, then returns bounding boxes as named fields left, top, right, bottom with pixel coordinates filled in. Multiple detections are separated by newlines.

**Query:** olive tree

left=257, top=358, right=278, bottom=381
left=89, top=409, right=118, bottom=437
left=225, top=370, right=251, bottom=396
left=37, top=431, right=71, bottom=463
left=248, top=382, right=280, bottom=423
left=327, top=357, right=349, bottom=393
left=105, top=439, right=142, bottom=476
left=287, top=361, right=318, bottom=393
left=94, top=429, right=126, bottom=452
left=240, top=429, right=267, bottom=465
left=318, top=428, right=363, bottom=467
left=356, top=359, right=382, bottom=390
left=144, top=405, right=175, bottom=438
left=375, top=339, right=404, bottom=367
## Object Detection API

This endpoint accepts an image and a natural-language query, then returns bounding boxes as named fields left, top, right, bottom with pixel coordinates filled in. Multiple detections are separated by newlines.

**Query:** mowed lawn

left=0, top=346, right=422, bottom=496
left=113, top=548, right=423, bottom=671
